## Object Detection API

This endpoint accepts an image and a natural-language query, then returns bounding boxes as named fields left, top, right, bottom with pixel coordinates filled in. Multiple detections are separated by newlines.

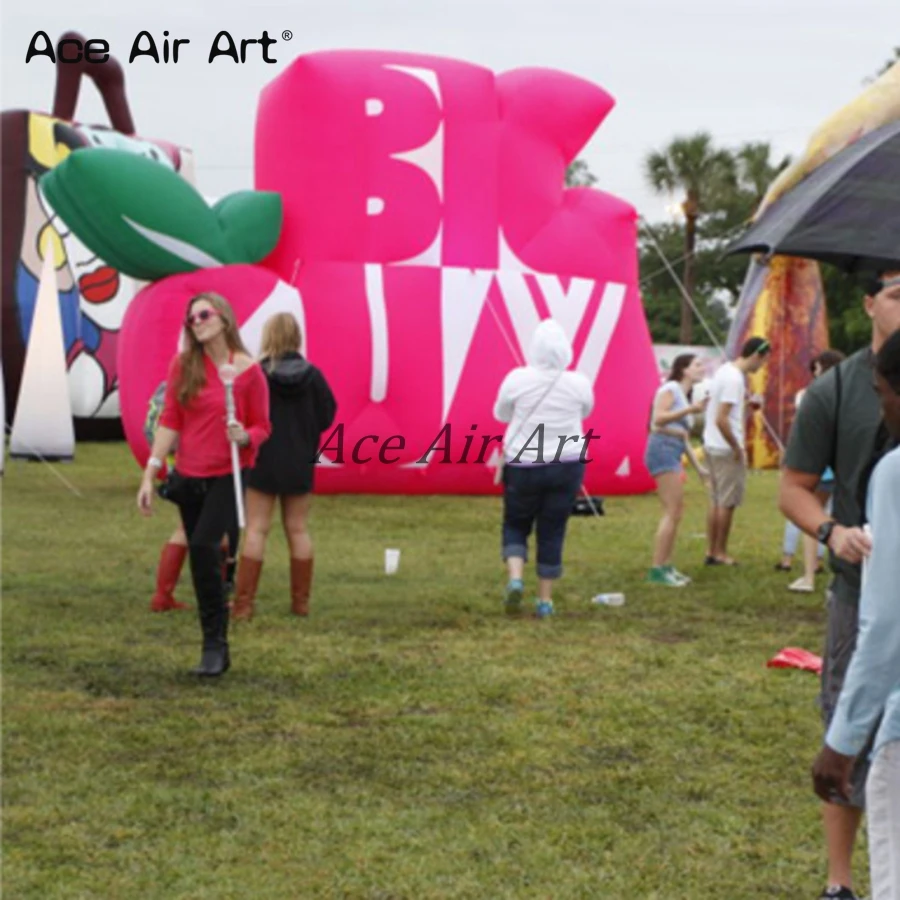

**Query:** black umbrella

left=726, top=119, right=900, bottom=273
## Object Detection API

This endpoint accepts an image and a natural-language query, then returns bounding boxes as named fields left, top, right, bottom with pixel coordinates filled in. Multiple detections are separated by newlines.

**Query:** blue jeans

left=501, top=462, right=585, bottom=579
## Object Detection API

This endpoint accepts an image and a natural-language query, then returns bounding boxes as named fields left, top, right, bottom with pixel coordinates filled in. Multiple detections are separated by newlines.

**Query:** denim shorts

left=644, top=433, right=685, bottom=477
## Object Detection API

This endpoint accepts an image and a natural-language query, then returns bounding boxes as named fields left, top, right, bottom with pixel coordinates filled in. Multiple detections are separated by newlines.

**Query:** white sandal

left=788, top=577, right=815, bottom=593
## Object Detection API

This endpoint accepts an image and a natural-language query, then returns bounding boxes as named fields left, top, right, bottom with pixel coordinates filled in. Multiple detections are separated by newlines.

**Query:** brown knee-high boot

left=150, top=542, right=189, bottom=612
left=290, top=558, right=313, bottom=616
left=231, top=557, right=263, bottom=621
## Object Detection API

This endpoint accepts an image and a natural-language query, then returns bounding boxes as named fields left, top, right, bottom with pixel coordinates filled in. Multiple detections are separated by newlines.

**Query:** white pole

left=219, top=364, right=245, bottom=529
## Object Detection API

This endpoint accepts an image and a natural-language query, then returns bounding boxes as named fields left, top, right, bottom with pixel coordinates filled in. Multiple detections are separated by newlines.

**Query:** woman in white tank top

left=644, top=354, right=708, bottom=587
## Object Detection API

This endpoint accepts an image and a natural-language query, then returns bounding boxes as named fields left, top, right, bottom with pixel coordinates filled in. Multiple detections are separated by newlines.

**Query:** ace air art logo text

left=25, top=30, right=293, bottom=65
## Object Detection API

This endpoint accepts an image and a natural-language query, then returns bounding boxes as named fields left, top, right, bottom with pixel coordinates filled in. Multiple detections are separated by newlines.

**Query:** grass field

left=3, top=444, right=859, bottom=899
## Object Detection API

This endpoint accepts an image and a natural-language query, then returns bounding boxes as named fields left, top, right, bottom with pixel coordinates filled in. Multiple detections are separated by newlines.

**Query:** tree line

left=566, top=51, right=900, bottom=352
left=567, top=139, right=865, bottom=352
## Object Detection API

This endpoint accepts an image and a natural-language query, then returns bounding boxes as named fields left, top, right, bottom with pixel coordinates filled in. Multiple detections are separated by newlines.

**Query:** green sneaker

left=664, top=565, right=691, bottom=585
left=648, top=566, right=685, bottom=587
left=504, top=579, right=524, bottom=614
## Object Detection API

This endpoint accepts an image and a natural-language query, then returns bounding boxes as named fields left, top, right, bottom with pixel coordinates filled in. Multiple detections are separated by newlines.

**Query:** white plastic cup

left=385, top=548, right=400, bottom=575
left=591, top=592, right=625, bottom=607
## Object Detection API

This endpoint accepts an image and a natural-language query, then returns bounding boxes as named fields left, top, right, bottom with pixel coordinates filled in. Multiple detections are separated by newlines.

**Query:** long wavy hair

left=259, top=313, right=302, bottom=373
left=667, top=353, right=697, bottom=385
left=177, top=292, right=248, bottom=406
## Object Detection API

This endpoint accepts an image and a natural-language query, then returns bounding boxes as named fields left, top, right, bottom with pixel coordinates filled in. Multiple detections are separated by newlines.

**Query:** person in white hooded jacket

left=493, top=319, right=594, bottom=618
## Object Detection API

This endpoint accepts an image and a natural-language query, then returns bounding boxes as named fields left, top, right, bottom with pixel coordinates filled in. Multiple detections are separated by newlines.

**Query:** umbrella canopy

left=727, top=119, right=900, bottom=273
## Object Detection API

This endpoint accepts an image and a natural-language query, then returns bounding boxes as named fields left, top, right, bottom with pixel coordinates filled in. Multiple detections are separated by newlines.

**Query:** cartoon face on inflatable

left=252, top=50, right=659, bottom=493
left=2, top=111, right=190, bottom=433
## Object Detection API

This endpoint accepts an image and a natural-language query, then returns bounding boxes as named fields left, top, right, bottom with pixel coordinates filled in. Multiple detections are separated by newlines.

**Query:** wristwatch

left=816, top=519, right=837, bottom=547
left=147, top=456, right=163, bottom=471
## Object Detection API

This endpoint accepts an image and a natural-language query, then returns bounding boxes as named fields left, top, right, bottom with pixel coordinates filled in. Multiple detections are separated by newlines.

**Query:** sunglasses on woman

left=185, top=309, right=219, bottom=327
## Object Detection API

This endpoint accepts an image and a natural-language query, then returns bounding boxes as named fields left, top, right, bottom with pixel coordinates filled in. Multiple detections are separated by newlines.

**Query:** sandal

left=788, top=577, right=815, bottom=593
left=773, top=562, right=792, bottom=572
left=705, top=556, right=739, bottom=566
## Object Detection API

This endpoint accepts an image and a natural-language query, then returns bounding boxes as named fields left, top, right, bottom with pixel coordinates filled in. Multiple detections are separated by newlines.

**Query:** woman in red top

left=137, top=292, right=271, bottom=677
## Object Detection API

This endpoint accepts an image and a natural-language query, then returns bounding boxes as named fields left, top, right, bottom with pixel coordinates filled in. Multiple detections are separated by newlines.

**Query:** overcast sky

left=2, top=0, right=896, bottom=222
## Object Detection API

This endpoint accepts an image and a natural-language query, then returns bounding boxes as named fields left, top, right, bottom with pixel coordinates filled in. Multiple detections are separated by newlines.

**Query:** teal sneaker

left=647, top=566, right=685, bottom=587
left=535, top=599, right=554, bottom=619
left=504, top=579, right=524, bottom=614
left=664, top=565, right=692, bottom=585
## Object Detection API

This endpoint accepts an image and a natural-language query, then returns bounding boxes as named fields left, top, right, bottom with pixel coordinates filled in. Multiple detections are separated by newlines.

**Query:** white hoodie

left=493, top=320, right=594, bottom=464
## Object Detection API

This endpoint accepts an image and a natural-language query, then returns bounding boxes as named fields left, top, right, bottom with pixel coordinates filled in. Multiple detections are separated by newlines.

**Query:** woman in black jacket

left=232, top=313, right=337, bottom=620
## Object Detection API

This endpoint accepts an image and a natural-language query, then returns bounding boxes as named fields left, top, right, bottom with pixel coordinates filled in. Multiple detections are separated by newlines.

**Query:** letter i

left=458, top=424, right=478, bottom=463
left=163, top=30, right=169, bottom=62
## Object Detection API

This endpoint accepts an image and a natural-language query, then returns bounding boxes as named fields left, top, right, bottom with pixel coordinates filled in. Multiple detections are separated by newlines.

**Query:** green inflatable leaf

left=39, top=149, right=282, bottom=281
left=213, top=192, right=283, bottom=264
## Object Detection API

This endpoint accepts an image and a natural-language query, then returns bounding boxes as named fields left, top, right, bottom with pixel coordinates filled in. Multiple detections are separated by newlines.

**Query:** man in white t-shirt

left=703, top=336, right=771, bottom=565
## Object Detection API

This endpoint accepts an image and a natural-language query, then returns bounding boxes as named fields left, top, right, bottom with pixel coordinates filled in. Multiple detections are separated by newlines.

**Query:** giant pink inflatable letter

left=251, top=51, right=660, bottom=494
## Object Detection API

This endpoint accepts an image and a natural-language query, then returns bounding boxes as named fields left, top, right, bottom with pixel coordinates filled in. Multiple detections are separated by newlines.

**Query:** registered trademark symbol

left=282, top=30, right=293, bottom=41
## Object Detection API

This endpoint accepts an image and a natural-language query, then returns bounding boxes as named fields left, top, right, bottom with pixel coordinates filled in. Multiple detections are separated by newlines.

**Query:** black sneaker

left=819, top=887, right=862, bottom=900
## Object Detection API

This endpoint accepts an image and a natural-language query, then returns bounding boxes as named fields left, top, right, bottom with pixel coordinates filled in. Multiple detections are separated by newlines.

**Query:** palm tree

left=565, top=159, right=597, bottom=188
left=733, top=142, right=791, bottom=209
left=644, top=133, right=735, bottom=344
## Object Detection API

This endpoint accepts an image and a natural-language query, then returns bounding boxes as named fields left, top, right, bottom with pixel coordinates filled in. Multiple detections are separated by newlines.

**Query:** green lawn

left=3, top=444, right=856, bottom=899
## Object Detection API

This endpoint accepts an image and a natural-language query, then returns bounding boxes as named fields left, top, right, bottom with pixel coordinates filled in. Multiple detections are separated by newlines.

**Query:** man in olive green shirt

left=780, top=272, right=900, bottom=900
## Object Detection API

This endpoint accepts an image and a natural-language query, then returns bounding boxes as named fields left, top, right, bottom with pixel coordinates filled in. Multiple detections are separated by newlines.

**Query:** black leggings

left=177, top=473, right=243, bottom=647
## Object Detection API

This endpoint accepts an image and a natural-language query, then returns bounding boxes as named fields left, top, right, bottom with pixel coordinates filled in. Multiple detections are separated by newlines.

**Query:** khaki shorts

left=705, top=448, right=746, bottom=508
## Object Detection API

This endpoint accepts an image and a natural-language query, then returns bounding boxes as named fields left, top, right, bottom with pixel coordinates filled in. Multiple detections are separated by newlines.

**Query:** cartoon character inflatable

left=1, top=37, right=195, bottom=438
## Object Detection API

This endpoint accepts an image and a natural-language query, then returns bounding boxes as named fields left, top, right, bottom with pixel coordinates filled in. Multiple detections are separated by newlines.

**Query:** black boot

left=194, top=645, right=227, bottom=677
left=188, top=543, right=230, bottom=678
left=220, top=604, right=231, bottom=674
left=223, top=560, right=236, bottom=599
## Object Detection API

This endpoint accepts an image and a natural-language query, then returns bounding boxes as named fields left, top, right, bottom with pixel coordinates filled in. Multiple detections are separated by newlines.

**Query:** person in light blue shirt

left=813, top=326, right=900, bottom=900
